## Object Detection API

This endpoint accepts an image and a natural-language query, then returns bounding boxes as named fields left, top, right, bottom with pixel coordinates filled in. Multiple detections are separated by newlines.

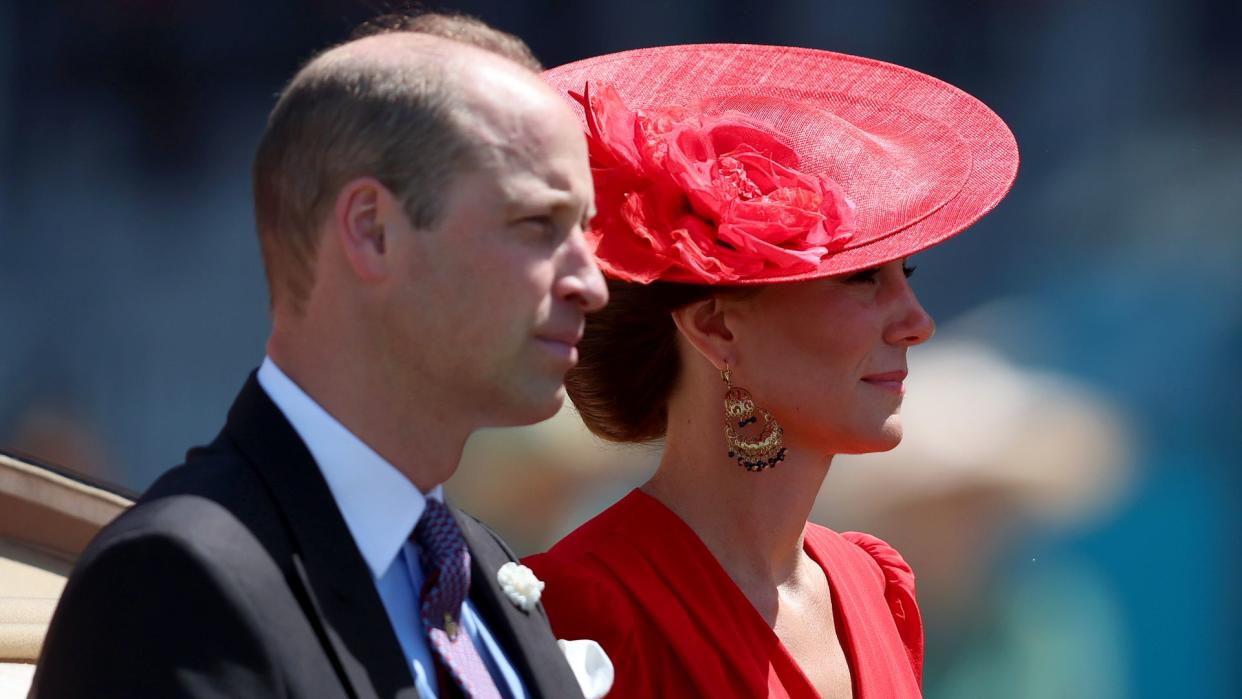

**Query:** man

left=32, top=13, right=607, bottom=698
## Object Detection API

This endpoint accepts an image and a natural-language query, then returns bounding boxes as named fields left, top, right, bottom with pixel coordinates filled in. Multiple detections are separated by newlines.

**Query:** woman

left=523, top=44, right=1018, bottom=698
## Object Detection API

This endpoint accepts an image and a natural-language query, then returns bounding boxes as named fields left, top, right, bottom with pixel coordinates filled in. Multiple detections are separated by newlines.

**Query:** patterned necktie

left=414, top=498, right=503, bottom=699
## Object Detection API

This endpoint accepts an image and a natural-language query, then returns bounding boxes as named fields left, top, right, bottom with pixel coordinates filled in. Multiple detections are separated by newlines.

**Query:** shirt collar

left=257, top=356, right=438, bottom=579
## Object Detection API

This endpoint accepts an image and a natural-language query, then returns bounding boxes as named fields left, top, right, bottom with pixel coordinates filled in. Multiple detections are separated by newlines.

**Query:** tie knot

left=414, top=499, right=472, bottom=634
left=411, top=499, right=504, bottom=698
left=415, top=498, right=458, bottom=546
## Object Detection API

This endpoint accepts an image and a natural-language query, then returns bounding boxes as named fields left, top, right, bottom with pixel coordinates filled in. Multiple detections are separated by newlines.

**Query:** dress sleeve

left=841, top=531, right=924, bottom=682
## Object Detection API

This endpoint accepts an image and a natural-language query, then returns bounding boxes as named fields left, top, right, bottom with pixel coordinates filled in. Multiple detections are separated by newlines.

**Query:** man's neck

left=266, top=337, right=470, bottom=493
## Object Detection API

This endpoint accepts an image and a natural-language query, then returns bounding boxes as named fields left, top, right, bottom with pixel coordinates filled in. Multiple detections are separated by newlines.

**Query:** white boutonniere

left=497, top=561, right=544, bottom=612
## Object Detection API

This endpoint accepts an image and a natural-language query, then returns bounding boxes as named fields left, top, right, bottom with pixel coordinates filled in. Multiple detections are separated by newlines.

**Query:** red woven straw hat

left=542, top=44, right=1019, bottom=285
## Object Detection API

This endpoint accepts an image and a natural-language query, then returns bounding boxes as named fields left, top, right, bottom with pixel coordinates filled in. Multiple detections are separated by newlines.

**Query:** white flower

left=496, top=561, right=544, bottom=612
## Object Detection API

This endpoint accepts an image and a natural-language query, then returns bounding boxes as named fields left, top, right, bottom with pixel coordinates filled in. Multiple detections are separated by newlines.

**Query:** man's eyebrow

left=505, top=189, right=586, bottom=216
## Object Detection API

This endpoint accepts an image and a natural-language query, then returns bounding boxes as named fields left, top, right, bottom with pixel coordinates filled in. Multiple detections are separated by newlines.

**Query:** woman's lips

left=861, top=370, right=907, bottom=394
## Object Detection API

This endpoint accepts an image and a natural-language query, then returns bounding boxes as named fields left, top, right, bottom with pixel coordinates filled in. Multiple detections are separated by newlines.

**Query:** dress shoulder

left=524, top=491, right=722, bottom=696
left=837, top=530, right=924, bottom=680
left=839, top=531, right=916, bottom=597
left=523, top=532, right=637, bottom=648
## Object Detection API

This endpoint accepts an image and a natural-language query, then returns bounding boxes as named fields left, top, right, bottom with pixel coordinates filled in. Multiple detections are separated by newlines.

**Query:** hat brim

left=543, top=44, right=1019, bottom=284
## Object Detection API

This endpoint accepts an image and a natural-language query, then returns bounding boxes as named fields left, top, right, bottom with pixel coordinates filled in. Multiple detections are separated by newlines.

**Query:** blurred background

left=1, top=0, right=1238, bottom=696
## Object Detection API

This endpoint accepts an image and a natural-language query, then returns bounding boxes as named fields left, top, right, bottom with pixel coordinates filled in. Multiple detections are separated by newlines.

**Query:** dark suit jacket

left=31, top=374, right=584, bottom=699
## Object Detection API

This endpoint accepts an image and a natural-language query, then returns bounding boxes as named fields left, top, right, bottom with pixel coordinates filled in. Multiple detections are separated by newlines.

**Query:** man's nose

left=557, top=231, right=609, bottom=312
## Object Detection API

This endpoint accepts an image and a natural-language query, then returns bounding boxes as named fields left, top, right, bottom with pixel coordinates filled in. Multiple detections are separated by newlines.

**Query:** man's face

left=379, top=59, right=607, bottom=428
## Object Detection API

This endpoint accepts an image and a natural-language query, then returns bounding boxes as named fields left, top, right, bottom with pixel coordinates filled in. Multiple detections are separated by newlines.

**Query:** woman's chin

left=835, top=419, right=903, bottom=455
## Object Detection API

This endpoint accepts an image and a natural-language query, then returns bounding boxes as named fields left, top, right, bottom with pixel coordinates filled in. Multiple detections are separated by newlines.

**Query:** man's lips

left=861, top=370, right=908, bottom=394
left=535, top=329, right=583, bottom=347
left=535, top=328, right=584, bottom=362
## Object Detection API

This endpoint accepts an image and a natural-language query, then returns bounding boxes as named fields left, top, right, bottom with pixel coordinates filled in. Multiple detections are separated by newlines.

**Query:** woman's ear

left=671, top=295, right=736, bottom=371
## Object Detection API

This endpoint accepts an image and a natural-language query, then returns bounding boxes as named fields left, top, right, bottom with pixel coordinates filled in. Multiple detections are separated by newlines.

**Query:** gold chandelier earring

left=721, top=364, right=786, bottom=472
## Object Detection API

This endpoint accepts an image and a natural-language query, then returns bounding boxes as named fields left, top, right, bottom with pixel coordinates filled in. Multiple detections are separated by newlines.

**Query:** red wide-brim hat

left=543, top=44, right=1019, bottom=285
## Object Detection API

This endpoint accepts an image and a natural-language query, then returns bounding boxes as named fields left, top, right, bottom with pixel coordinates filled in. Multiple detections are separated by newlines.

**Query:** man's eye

left=517, top=216, right=558, bottom=236
left=519, top=216, right=554, bottom=229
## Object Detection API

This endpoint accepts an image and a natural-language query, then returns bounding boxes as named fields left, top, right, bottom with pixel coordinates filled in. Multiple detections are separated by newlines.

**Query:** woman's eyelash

left=844, top=269, right=879, bottom=283
left=844, top=264, right=916, bottom=284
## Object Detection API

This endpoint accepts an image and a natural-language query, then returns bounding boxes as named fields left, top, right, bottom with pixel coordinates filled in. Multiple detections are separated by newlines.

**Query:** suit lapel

left=454, top=509, right=585, bottom=699
left=223, top=374, right=417, bottom=699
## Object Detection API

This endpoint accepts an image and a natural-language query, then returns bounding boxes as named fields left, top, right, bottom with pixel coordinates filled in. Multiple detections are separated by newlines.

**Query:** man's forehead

left=449, top=97, right=580, bottom=171
left=500, top=177, right=585, bottom=211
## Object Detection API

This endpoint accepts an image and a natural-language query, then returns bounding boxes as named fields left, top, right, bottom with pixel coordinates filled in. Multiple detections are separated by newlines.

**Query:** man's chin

left=527, top=387, right=568, bottom=423
left=487, top=385, right=566, bottom=428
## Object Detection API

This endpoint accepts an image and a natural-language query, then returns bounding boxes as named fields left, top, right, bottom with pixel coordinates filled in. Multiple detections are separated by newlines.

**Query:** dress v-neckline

left=631, top=489, right=862, bottom=698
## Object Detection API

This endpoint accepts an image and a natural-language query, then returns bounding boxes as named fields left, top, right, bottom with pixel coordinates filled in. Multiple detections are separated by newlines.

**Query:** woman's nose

left=885, top=284, right=935, bottom=346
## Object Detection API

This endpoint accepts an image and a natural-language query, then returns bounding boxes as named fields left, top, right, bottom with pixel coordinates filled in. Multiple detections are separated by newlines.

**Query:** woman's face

left=727, top=259, right=935, bottom=455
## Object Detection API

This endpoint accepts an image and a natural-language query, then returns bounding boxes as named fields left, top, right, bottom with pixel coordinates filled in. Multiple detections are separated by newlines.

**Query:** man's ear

left=332, top=177, right=392, bottom=282
left=670, top=295, right=736, bottom=371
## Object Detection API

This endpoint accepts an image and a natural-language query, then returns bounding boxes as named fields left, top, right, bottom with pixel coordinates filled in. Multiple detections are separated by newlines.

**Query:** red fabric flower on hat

left=576, top=83, right=856, bottom=284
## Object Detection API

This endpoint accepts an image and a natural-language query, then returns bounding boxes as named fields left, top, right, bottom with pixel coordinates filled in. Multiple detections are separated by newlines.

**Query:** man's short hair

left=252, top=12, right=543, bottom=313
left=353, top=12, right=542, bottom=72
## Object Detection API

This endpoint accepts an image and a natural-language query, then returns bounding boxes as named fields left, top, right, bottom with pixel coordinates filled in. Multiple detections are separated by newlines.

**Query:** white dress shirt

left=258, top=357, right=528, bottom=699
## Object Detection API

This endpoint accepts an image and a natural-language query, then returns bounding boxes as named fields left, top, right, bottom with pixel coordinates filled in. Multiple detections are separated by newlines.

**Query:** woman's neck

left=643, top=411, right=832, bottom=592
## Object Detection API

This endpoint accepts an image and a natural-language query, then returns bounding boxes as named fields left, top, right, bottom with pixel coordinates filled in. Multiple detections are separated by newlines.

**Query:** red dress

left=523, top=490, right=923, bottom=698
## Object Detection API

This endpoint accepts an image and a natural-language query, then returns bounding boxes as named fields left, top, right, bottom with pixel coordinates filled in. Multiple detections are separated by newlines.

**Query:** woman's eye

left=903, top=264, right=917, bottom=279
left=844, top=268, right=879, bottom=284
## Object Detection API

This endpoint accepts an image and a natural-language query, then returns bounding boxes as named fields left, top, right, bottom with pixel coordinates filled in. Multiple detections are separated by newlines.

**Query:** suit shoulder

left=68, top=495, right=290, bottom=640
left=39, top=453, right=297, bottom=695
left=453, top=507, right=521, bottom=561
left=82, top=441, right=290, bottom=587
left=34, top=520, right=285, bottom=697
left=141, top=435, right=265, bottom=508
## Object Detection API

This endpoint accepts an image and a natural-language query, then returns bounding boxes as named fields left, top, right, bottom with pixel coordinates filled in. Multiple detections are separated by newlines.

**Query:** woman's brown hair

left=566, top=279, right=752, bottom=442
